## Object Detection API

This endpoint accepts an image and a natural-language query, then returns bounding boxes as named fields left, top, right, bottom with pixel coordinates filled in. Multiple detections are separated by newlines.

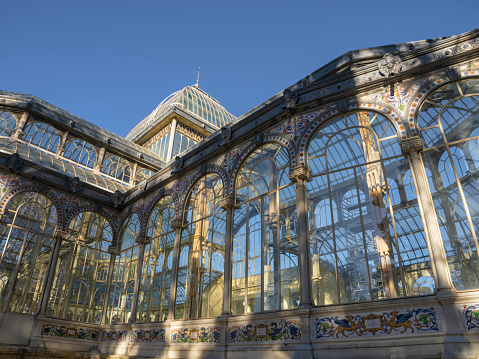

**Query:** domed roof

left=126, top=85, right=236, bottom=142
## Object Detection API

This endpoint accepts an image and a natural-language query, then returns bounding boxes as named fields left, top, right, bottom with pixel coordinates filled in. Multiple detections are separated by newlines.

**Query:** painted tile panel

left=131, top=329, right=166, bottom=343
left=463, top=304, right=479, bottom=330
left=171, top=326, right=221, bottom=343
left=41, top=323, right=99, bottom=341
left=315, top=308, right=439, bottom=339
left=228, top=320, right=301, bottom=343
left=101, top=330, right=128, bottom=343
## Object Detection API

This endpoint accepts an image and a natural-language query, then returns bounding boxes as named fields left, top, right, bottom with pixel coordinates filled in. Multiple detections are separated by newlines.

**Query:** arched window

left=0, top=192, right=57, bottom=314
left=232, top=143, right=299, bottom=314
left=0, top=111, right=17, bottom=137
left=418, top=78, right=479, bottom=291
left=135, top=169, right=154, bottom=185
left=47, top=212, right=112, bottom=323
left=63, top=140, right=97, bottom=168
left=136, top=196, right=175, bottom=322
left=101, top=155, right=131, bottom=183
left=106, top=213, right=140, bottom=323
left=175, top=173, right=225, bottom=319
left=307, top=111, right=434, bottom=305
left=22, top=122, right=60, bottom=152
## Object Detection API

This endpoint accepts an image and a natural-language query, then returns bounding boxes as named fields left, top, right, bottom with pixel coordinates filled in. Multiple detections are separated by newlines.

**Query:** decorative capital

left=288, top=165, right=309, bottom=182
left=170, top=218, right=183, bottom=230
left=54, top=230, right=68, bottom=241
left=220, top=126, right=232, bottom=146
left=220, top=196, right=235, bottom=210
left=400, top=136, right=423, bottom=154
left=378, top=53, right=402, bottom=77
left=108, top=245, right=120, bottom=255
left=110, top=190, right=124, bottom=208
left=7, top=152, right=22, bottom=171
left=135, top=235, right=151, bottom=245
left=283, top=89, right=299, bottom=110
left=69, top=177, right=83, bottom=194
left=172, top=156, right=184, bottom=174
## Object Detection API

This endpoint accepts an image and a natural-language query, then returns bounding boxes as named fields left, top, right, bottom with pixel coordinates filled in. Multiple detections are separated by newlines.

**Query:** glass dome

left=127, top=85, right=236, bottom=142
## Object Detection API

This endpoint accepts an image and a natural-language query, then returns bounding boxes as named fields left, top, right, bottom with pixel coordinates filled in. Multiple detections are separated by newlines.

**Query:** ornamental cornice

left=170, top=218, right=183, bottom=230
left=288, top=166, right=309, bottom=182
left=400, top=136, right=424, bottom=154
left=219, top=196, right=235, bottom=210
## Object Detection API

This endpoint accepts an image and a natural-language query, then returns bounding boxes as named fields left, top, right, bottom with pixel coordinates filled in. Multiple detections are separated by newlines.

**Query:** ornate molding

left=283, top=89, right=299, bottom=110
left=220, top=126, right=232, bottom=146
left=288, top=165, right=310, bottom=183
left=108, top=245, right=120, bottom=255
left=110, top=190, right=124, bottom=208
left=170, top=218, right=183, bottom=230
left=400, top=136, right=424, bottom=154
left=69, top=177, right=82, bottom=194
left=142, top=123, right=172, bottom=149
left=172, top=156, right=184, bottom=174
left=53, top=230, right=68, bottom=241
left=7, top=153, right=22, bottom=171
left=378, top=53, right=402, bottom=77
left=220, top=196, right=235, bottom=210
left=176, top=122, right=205, bottom=142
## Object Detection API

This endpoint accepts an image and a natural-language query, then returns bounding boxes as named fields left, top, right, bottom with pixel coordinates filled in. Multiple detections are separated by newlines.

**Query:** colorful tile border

left=171, top=326, right=221, bottom=343
left=131, top=329, right=166, bottom=343
left=463, top=304, right=479, bottom=330
left=315, top=307, right=439, bottom=339
left=101, top=330, right=128, bottom=343
left=228, top=320, right=301, bottom=343
left=41, top=323, right=99, bottom=341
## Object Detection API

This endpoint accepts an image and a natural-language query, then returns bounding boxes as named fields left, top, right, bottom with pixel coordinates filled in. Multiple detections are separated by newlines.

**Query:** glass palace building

left=0, top=29, right=478, bottom=359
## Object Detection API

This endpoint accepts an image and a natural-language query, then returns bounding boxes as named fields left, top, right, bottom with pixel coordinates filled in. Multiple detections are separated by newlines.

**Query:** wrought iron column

left=220, top=196, right=234, bottom=316
left=289, top=165, right=313, bottom=308
left=38, top=230, right=66, bottom=316
left=401, top=137, right=454, bottom=292
left=167, top=217, right=183, bottom=320
left=101, top=246, right=119, bottom=324
left=129, top=236, right=147, bottom=323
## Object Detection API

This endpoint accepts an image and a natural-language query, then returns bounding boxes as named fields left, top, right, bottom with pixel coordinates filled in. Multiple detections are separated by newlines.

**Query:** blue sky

left=2, top=1, right=478, bottom=138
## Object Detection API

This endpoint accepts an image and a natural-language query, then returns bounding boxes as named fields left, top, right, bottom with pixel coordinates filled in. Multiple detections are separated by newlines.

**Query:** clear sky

left=2, top=0, right=478, bottom=138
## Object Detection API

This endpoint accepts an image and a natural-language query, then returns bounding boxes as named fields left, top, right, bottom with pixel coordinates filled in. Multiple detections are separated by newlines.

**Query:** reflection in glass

left=47, top=212, right=111, bottom=323
left=418, top=79, right=479, bottom=291
left=0, top=192, right=57, bottom=314
left=232, top=144, right=299, bottom=314
left=175, top=173, right=225, bottom=319
left=307, top=111, right=434, bottom=305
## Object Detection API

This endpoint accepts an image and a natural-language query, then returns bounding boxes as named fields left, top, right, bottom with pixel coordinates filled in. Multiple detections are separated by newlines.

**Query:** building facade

left=0, top=29, right=478, bottom=358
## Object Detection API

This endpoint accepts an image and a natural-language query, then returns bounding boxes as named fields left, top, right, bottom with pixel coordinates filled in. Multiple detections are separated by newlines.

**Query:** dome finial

left=195, top=67, right=200, bottom=88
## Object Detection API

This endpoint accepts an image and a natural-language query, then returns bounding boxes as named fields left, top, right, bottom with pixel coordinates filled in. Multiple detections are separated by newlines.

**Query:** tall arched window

left=232, top=143, right=299, bottom=314
left=63, top=140, right=97, bottom=168
left=101, top=155, right=131, bottom=183
left=0, top=192, right=57, bottom=314
left=136, top=196, right=175, bottom=322
left=307, top=111, right=434, bottom=305
left=418, top=78, right=479, bottom=291
left=22, top=122, right=60, bottom=152
left=0, top=111, right=17, bottom=137
left=106, top=213, right=139, bottom=323
left=47, top=212, right=112, bottom=323
left=174, top=173, right=225, bottom=319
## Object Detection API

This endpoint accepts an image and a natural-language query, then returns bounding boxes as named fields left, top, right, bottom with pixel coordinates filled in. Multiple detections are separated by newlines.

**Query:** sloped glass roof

left=126, top=85, right=236, bottom=142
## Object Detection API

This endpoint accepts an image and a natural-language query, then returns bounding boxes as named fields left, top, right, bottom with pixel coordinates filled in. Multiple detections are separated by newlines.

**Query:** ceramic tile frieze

left=213, top=144, right=247, bottom=174
left=101, top=329, right=128, bottom=343
left=41, top=323, right=99, bottom=341
left=130, top=329, right=166, bottom=343
left=228, top=320, right=301, bottom=343
left=463, top=304, right=479, bottom=330
left=315, top=307, right=439, bottom=339
left=269, top=109, right=327, bottom=141
left=171, top=326, right=221, bottom=343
